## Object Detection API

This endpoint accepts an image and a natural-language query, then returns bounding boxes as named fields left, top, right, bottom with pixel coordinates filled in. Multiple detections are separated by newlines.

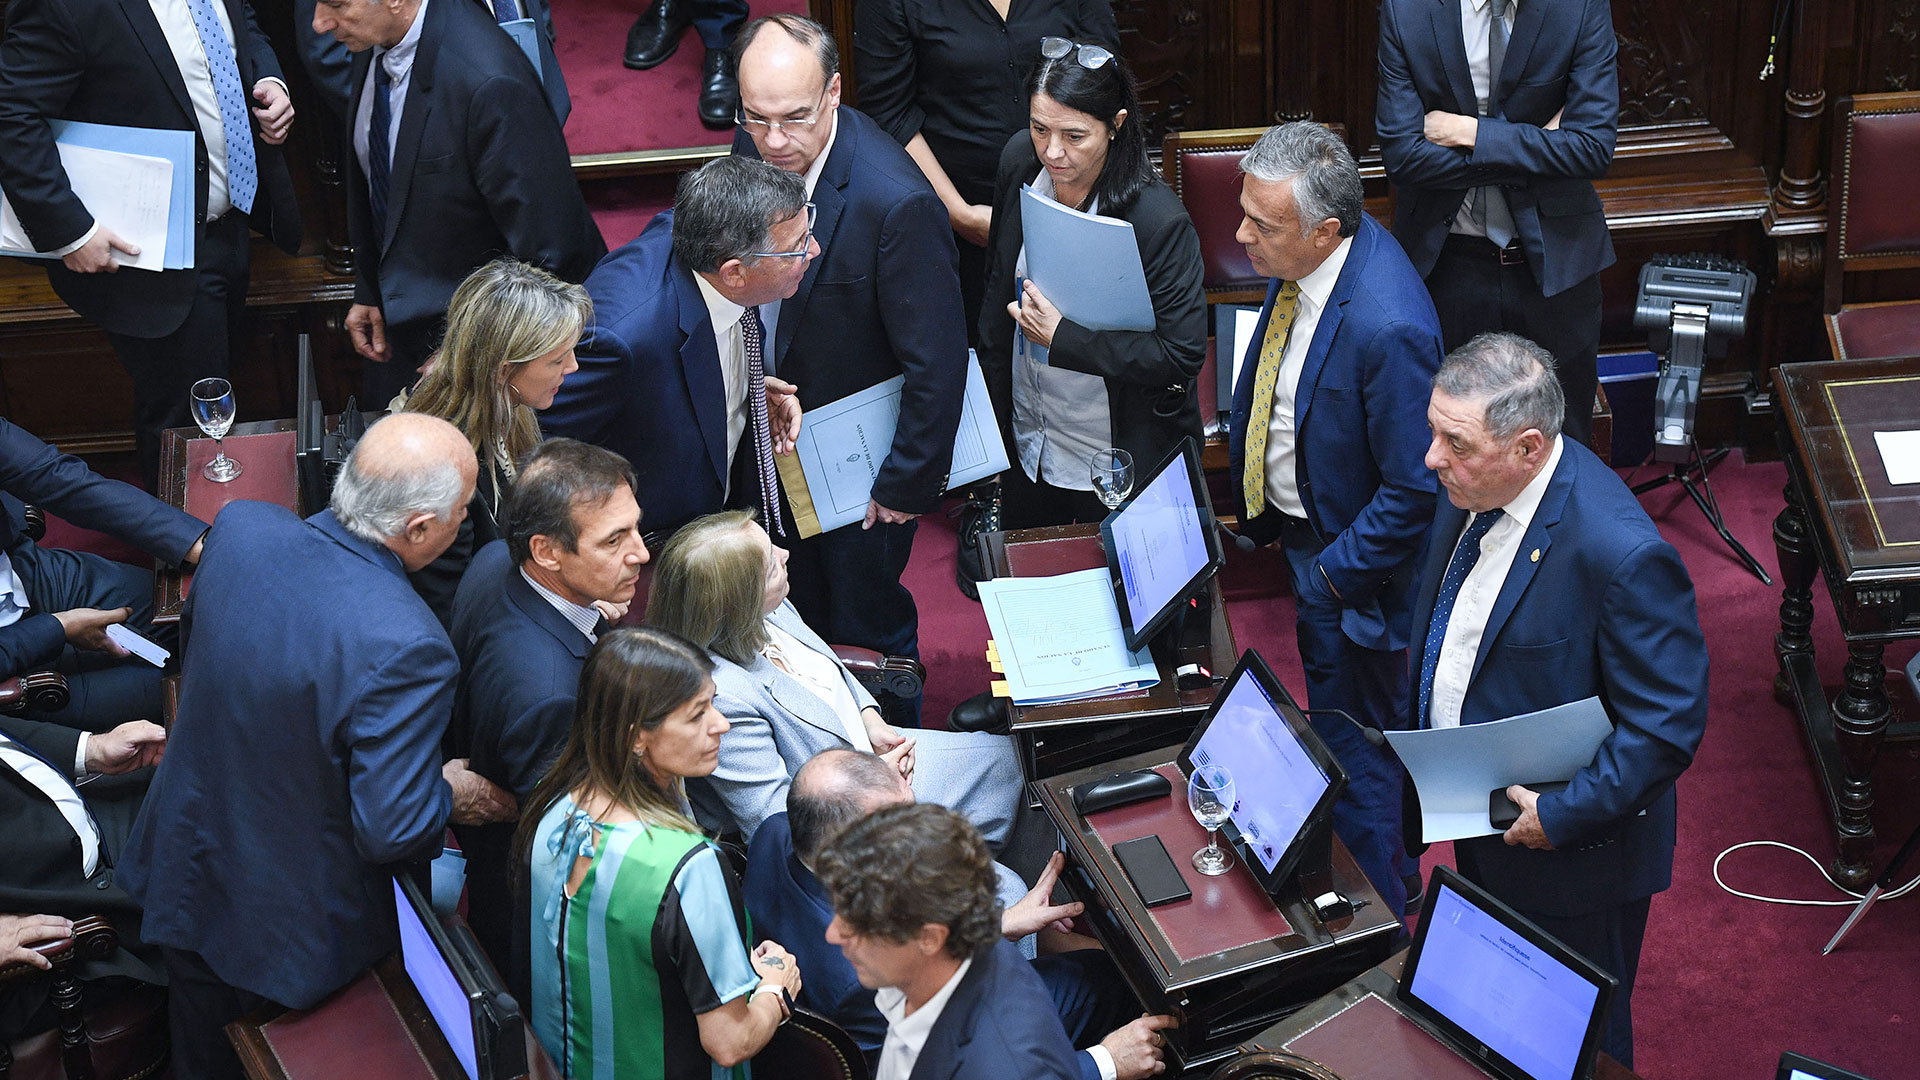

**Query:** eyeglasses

left=749, top=202, right=817, bottom=259
left=735, top=84, right=830, bottom=137
left=1039, top=37, right=1114, bottom=70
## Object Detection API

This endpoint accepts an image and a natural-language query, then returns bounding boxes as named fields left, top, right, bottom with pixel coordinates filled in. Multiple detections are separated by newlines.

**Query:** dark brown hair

left=813, top=803, right=1002, bottom=960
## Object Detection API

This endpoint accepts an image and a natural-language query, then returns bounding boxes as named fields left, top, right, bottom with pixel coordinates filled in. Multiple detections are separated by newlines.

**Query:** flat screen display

left=1101, top=438, right=1223, bottom=650
left=1407, top=879, right=1604, bottom=1080
left=1189, top=672, right=1332, bottom=876
left=395, top=878, right=480, bottom=1080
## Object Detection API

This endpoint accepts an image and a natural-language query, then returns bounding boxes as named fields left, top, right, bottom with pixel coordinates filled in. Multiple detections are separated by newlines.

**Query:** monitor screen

left=1408, top=880, right=1603, bottom=1080
left=1187, top=664, right=1334, bottom=877
left=395, top=879, right=481, bottom=1080
left=1101, top=439, right=1222, bottom=650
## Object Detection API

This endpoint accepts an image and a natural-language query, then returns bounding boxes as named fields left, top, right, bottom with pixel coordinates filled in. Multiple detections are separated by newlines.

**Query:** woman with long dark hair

left=977, top=43, right=1207, bottom=529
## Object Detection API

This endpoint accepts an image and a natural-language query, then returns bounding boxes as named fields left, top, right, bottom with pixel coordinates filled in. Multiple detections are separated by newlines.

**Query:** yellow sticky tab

left=991, top=680, right=1011, bottom=697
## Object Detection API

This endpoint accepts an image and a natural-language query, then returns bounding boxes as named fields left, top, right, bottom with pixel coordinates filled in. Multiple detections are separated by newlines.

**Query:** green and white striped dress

left=529, top=796, right=760, bottom=1080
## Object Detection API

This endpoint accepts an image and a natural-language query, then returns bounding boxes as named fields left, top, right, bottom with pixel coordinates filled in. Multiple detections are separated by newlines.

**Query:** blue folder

left=0, top=120, right=196, bottom=268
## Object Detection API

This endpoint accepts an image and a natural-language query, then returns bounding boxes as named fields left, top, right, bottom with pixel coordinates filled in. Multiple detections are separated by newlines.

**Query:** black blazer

left=409, top=454, right=505, bottom=629
left=732, top=107, right=970, bottom=515
left=0, top=717, right=161, bottom=1038
left=977, top=134, right=1208, bottom=476
left=0, top=0, right=300, bottom=337
left=345, top=0, right=603, bottom=363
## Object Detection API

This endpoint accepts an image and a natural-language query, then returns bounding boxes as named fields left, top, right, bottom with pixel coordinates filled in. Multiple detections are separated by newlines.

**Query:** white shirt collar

left=874, top=955, right=972, bottom=1077
left=693, top=271, right=747, bottom=333
left=1294, top=234, right=1353, bottom=310
left=379, top=0, right=429, bottom=80
left=1494, top=433, right=1563, bottom=530
left=519, top=567, right=603, bottom=641
left=800, top=108, right=840, bottom=200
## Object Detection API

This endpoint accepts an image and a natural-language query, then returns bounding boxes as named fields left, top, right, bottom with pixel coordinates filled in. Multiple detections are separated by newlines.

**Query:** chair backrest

left=1161, top=127, right=1271, bottom=304
left=1208, top=1050, right=1348, bottom=1080
left=754, top=1007, right=871, bottom=1080
left=1825, top=90, right=1920, bottom=314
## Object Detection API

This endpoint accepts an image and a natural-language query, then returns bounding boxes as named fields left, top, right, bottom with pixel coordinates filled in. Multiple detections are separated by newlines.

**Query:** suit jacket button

left=95, top=873, right=112, bottom=889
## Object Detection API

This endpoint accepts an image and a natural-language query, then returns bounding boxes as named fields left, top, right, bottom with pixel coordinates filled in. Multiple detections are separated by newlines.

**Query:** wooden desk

left=153, top=420, right=307, bottom=624
left=979, top=523, right=1239, bottom=783
left=1773, top=357, right=1920, bottom=886
left=1231, top=951, right=1642, bottom=1080
left=1036, top=745, right=1400, bottom=1071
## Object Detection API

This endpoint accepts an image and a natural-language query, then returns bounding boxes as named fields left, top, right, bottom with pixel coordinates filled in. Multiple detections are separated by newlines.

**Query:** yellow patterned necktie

left=1241, top=281, right=1303, bottom=517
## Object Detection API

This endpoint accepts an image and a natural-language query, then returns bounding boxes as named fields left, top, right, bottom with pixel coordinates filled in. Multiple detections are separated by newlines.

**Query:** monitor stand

left=1152, top=589, right=1218, bottom=689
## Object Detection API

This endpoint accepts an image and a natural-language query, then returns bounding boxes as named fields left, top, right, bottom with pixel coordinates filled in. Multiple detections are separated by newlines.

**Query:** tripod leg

left=1678, top=475, right=1773, bottom=584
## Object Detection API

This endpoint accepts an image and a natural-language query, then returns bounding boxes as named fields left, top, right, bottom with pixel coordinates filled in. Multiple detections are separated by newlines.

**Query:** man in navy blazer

left=543, top=156, right=812, bottom=540
left=1377, top=0, right=1618, bottom=444
left=448, top=439, right=650, bottom=991
left=815, top=802, right=1082, bottom=1080
left=0, top=417, right=207, bottom=731
left=1226, top=123, right=1443, bottom=915
left=119, top=415, right=513, bottom=1080
left=1409, top=333, right=1707, bottom=1066
left=731, top=16, right=969, bottom=718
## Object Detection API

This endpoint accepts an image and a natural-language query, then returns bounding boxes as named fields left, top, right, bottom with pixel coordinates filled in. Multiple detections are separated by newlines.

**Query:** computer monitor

left=1100, top=437, right=1225, bottom=652
left=1176, top=650, right=1345, bottom=894
left=393, top=875, right=527, bottom=1080
left=1776, top=1053, right=1877, bottom=1080
left=1400, top=866, right=1618, bottom=1080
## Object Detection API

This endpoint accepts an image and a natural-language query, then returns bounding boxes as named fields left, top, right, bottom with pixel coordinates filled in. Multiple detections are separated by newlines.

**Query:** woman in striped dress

left=518, top=627, right=804, bottom=1079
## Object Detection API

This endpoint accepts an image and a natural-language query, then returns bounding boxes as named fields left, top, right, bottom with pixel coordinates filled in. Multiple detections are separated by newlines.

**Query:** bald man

left=120, top=414, right=515, bottom=1080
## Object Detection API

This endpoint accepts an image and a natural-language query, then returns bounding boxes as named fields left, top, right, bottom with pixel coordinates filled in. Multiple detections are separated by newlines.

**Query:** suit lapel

left=774, top=113, right=855, bottom=366
left=1496, top=0, right=1548, bottom=108
left=116, top=0, right=196, bottom=121
left=759, top=604, right=862, bottom=743
left=906, top=950, right=989, bottom=1080
left=1427, top=0, right=1480, bottom=117
left=504, top=570, right=592, bottom=661
left=675, top=261, right=732, bottom=492
left=1293, top=222, right=1374, bottom=434
left=1467, top=449, right=1574, bottom=686
left=382, top=0, right=440, bottom=256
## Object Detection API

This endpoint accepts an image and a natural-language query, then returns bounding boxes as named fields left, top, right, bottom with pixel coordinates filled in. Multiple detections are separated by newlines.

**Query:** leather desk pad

left=1286, top=992, right=1490, bottom=1080
left=181, top=431, right=299, bottom=597
left=254, top=967, right=436, bottom=1079
left=1005, top=532, right=1107, bottom=577
left=1825, top=375, right=1920, bottom=546
left=1084, top=764, right=1291, bottom=961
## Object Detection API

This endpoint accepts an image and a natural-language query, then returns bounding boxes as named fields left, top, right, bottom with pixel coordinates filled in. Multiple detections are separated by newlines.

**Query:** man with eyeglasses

left=544, top=156, right=812, bottom=540
left=729, top=14, right=970, bottom=725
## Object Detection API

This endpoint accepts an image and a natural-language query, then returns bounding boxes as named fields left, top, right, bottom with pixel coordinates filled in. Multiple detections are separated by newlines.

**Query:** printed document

left=2, top=144, right=171, bottom=272
left=1384, top=697, right=1614, bottom=842
left=977, top=568, right=1158, bottom=705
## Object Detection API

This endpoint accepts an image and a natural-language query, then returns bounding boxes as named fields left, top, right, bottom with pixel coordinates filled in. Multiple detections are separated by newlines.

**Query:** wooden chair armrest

left=0, top=915, right=118, bottom=983
left=830, top=646, right=926, bottom=702
left=22, top=505, right=46, bottom=543
left=0, top=670, right=71, bottom=715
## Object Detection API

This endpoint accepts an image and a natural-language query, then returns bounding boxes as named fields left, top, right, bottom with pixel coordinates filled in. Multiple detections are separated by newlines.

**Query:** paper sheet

left=977, top=568, right=1158, bottom=705
left=1, top=144, right=172, bottom=272
left=1383, top=697, right=1614, bottom=842
left=1873, top=429, right=1920, bottom=485
left=105, top=623, right=171, bottom=667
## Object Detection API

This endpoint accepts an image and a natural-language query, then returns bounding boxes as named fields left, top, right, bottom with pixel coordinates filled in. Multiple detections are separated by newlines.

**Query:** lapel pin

left=1530, top=549, right=1541, bottom=563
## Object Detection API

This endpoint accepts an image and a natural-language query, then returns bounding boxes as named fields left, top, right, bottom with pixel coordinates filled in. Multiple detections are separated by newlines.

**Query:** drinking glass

left=1090, top=448, right=1134, bottom=509
left=1188, top=762, right=1236, bottom=875
left=191, top=378, right=241, bottom=482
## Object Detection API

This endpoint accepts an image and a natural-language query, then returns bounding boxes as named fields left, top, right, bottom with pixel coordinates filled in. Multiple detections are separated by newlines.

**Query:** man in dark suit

left=296, top=0, right=569, bottom=124
left=815, top=802, right=1083, bottom=1080
left=1376, top=0, right=1618, bottom=445
left=1409, top=332, right=1707, bottom=1066
left=731, top=16, right=969, bottom=722
left=1226, top=122, right=1443, bottom=916
left=623, top=0, right=745, bottom=127
left=118, top=414, right=514, bottom=1079
left=447, top=438, right=649, bottom=990
left=0, top=0, right=301, bottom=489
left=749, top=750, right=1171, bottom=1080
left=0, top=716, right=167, bottom=1039
left=543, top=156, right=811, bottom=540
left=313, top=0, right=604, bottom=407
left=0, top=417, right=207, bottom=732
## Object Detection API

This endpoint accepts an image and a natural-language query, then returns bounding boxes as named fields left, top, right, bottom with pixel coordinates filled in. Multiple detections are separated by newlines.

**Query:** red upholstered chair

left=1824, top=91, right=1920, bottom=361
left=753, top=1007, right=870, bottom=1080
left=0, top=916, right=169, bottom=1080
left=1161, top=126, right=1271, bottom=306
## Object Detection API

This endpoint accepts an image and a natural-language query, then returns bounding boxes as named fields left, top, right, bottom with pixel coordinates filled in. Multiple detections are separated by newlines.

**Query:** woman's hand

left=752, top=940, right=803, bottom=999
left=880, top=737, right=916, bottom=785
left=952, top=203, right=993, bottom=248
left=1009, top=279, right=1063, bottom=349
left=862, top=707, right=904, bottom=752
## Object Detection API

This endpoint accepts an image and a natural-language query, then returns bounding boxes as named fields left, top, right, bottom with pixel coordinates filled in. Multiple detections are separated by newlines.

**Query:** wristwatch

left=755, top=982, right=793, bottom=1025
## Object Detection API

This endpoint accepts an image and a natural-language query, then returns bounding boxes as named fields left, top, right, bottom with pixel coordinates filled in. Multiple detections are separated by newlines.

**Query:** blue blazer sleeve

left=870, top=189, right=970, bottom=513
left=343, top=636, right=458, bottom=864
left=1468, top=0, right=1617, bottom=181
left=0, top=417, right=207, bottom=565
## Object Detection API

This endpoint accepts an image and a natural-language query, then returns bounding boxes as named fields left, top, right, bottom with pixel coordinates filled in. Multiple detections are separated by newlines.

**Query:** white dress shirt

left=693, top=272, right=752, bottom=497
left=756, top=108, right=839, bottom=351
left=0, top=731, right=101, bottom=876
left=763, top=619, right=872, bottom=752
left=874, top=956, right=973, bottom=1080
left=1428, top=434, right=1563, bottom=729
left=1262, top=235, right=1354, bottom=516
left=1450, top=0, right=1519, bottom=239
left=353, top=0, right=430, bottom=189
left=520, top=568, right=603, bottom=641
left=0, top=552, right=30, bottom=628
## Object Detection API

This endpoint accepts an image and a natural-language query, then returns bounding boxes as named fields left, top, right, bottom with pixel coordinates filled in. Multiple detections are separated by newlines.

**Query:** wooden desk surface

left=153, top=419, right=305, bottom=624
left=1775, top=356, right=1920, bottom=581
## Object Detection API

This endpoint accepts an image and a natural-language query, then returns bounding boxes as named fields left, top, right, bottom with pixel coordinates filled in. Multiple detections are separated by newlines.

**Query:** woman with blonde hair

left=519, top=626, right=802, bottom=1079
left=399, top=257, right=593, bottom=623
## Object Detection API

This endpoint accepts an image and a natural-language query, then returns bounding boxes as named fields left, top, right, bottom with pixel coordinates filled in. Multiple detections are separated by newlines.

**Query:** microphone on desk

left=1300, top=707, right=1388, bottom=749
left=1215, top=518, right=1257, bottom=552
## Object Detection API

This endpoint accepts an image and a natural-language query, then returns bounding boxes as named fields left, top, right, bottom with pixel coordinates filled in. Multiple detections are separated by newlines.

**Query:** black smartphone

left=1488, top=780, right=1570, bottom=830
left=1113, top=835, right=1193, bottom=906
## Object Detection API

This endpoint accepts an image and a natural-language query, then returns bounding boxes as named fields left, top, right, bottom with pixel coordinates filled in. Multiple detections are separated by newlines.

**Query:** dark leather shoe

left=947, top=690, right=1011, bottom=735
left=624, top=0, right=690, bottom=70
left=698, top=48, right=738, bottom=130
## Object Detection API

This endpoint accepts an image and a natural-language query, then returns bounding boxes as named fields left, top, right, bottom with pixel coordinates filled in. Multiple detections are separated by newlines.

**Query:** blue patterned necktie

left=181, top=0, right=256, bottom=214
left=494, top=0, right=523, bottom=20
left=739, top=309, right=787, bottom=537
left=369, top=57, right=393, bottom=244
left=1417, top=508, right=1505, bottom=726
left=1470, top=0, right=1516, bottom=247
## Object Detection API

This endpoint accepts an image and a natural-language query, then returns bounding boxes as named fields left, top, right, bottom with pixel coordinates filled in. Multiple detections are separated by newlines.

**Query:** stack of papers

left=0, top=120, right=196, bottom=271
left=977, top=568, right=1159, bottom=705
left=1383, top=697, right=1613, bottom=842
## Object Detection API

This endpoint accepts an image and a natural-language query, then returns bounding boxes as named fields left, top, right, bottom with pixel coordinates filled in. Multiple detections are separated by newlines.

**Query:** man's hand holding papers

left=1501, top=784, right=1554, bottom=850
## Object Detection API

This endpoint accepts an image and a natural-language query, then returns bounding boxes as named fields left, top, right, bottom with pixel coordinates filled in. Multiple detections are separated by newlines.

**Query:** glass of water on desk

left=191, top=377, right=242, bottom=483
left=1188, top=762, right=1236, bottom=875
left=1090, top=448, right=1133, bottom=509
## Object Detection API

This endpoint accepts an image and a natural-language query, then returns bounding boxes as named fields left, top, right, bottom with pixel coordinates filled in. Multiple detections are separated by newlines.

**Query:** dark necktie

left=494, top=0, right=523, bottom=20
left=739, top=309, right=787, bottom=537
left=1469, top=0, right=1516, bottom=247
left=369, top=56, right=393, bottom=245
left=182, top=0, right=257, bottom=213
left=1417, top=508, right=1505, bottom=727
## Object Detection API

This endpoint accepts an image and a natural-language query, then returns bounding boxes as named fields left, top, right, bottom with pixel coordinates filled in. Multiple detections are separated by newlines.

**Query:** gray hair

left=329, top=430, right=467, bottom=544
left=1238, top=121, right=1363, bottom=238
left=732, top=13, right=839, bottom=81
left=1433, top=332, right=1566, bottom=442
left=670, top=156, right=808, bottom=274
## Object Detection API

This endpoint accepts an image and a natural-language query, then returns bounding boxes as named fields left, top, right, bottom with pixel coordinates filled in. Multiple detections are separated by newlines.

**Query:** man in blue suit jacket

left=119, top=415, right=511, bottom=1080
left=1227, top=123, right=1443, bottom=915
left=543, top=156, right=812, bottom=540
left=731, top=16, right=969, bottom=720
left=815, top=802, right=1082, bottom=1080
left=1409, top=333, right=1707, bottom=1066
left=1377, top=0, right=1618, bottom=444
left=0, top=417, right=207, bottom=731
